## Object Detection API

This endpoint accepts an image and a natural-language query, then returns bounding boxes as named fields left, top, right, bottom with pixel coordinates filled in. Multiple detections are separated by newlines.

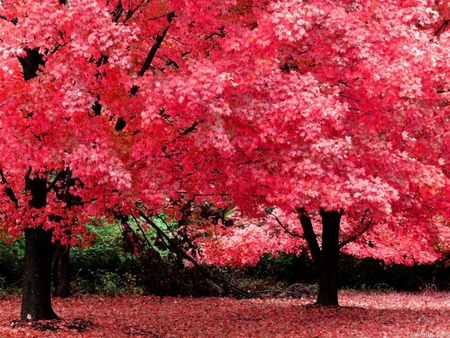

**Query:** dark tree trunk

left=21, top=175, right=59, bottom=321
left=298, top=208, right=343, bottom=307
left=21, top=227, right=59, bottom=321
left=316, top=209, right=342, bottom=306
left=53, top=242, right=71, bottom=298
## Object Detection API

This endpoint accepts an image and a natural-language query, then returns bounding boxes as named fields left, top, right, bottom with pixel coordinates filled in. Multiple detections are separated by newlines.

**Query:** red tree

left=0, top=0, right=261, bottom=320
left=186, top=0, right=450, bottom=305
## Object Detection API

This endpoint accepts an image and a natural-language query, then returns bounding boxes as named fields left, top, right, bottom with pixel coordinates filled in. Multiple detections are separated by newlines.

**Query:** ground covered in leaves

left=1, top=292, right=449, bottom=337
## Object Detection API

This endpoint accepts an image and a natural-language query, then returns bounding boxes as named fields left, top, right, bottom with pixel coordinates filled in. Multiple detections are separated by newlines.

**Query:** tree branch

left=266, top=209, right=304, bottom=239
left=18, top=48, right=45, bottom=81
left=111, top=0, right=124, bottom=23
left=297, top=207, right=321, bottom=267
left=339, top=210, right=373, bottom=248
left=138, top=210, right=251, bottom=298
left=118, top=11, right=175, bottom=130
left=136, top=11, right=175, bottom=78
left=46, top=171, right=64, bottom=193
left=173, top=121, right=199, bottom=142
left=0, top=169, right=18, bottom=206
left=434, top=19, right=450, bottom=37
left=204, top=26, right=225, bottom=40
left=0, top=15, right=18, bottom=25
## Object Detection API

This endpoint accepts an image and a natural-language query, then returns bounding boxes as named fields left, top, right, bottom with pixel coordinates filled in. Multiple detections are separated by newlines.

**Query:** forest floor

left=0, top=291, right=449, bottom=337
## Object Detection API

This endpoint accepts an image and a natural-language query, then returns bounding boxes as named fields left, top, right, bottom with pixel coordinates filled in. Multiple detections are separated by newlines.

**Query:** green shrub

left=338, top=255, right=441, bottom=291
left=70, top=224, right=141, bottom=274
left=69, top=223, right=144, bottom=295
left=0, top=239, right=25, bottom=294
left=249, top=252, right=318, bottom=284
left=0, top=276, right=8, bottom=299
left=136, top=248, right=220, bottom=297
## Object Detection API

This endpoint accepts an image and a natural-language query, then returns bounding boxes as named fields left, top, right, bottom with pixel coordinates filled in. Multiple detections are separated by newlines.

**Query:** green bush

left=70, top=224, right=142, bottom=275
left=69, top=222, right=217, bottom=297
left=250, top=252, right=318, bottom=285
left=0, top=276, right=8, bottom=299
left=71, top=269, right=143, bottom=296
left=338, top=255, right=442, bottom=291
left=0, top=239, right=25, bottom=294
left=69, top=223, right=144, bottom=295
left=136, top=247, right=220, bottom=297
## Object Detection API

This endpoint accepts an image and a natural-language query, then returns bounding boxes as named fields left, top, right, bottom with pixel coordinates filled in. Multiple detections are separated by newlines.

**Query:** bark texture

left=316, top=209, right=342, bottom=306
left=21, top=227, right=59, bottom=321
left=21, top=176, right=59, bottom=321
left=299, top=208, right=342, bottom=306
left=53, top=242, right=71, bottom=298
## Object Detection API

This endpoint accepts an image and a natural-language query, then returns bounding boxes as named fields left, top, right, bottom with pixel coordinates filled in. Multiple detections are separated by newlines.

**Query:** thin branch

left=120, top=0, right=147, bottom=24
left=47, top=171, right=64, bottom=193
left=119, top=11, right=176, bottom=129
left=339, top=210, right=373, bottom=248
left=24, top=167, right=32, bottom=182
left=111, top=0, right=124, bottom=23
left=102, top=9, right=175, bottom=130
left=173, top=121, right=199, bottom=142
left=0, top=169, right=18, bottom=205
left=138, top=210, right=251, bottom=298
left=434, top=19, right=450, bottom=37
left=129, top=214, right=170, bottom=271
left=61, top=169, right=73, bottom=204
left=204, top=26, right=225, bottom=40
left=266, top=209, right=304, bottom=239
left=149, top=214, right=181, bottom=263
left=137, top=11, right=175, bottom=78
left=0, top=15, right=18, bottom=25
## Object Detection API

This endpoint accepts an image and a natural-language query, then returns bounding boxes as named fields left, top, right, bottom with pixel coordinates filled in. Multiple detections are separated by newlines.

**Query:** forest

left=1, top=0, right=450, bottom=336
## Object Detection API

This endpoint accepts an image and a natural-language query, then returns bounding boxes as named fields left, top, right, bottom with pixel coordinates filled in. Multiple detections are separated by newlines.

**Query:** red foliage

left=0, top=293, right=450, bottom=337
left=1, top=0, right=450, bottom=297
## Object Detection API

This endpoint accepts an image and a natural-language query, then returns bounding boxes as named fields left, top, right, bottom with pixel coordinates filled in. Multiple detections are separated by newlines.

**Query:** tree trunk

left=21, top=175, right=59, bottom=321
left=316, top=209, right=342, bottom=306
left=21, top=227, right=59, bottom=321
left=53, top=242, right=71, bottom=298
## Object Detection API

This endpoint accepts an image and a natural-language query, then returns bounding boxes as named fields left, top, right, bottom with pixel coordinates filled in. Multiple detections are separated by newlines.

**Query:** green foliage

left=250, top=251, right=318, bottom=284
left=71, top=270, right=143, bottom=296
left=357, top=283, right=394, bottom=294
left=70, top=224, right=141, bottom=275
left=0, top=277, right=8, bottom=299
left=136, top=246, right=220, bottom=297
left=70, top=221, right=218, bottom=297
left=338, top=255, right=442, bottom=291
left=0, top=239, right=24, bottom=295
left=69, top=223, right=144, bottom=295
left=212, top=266, right=279, bottom=294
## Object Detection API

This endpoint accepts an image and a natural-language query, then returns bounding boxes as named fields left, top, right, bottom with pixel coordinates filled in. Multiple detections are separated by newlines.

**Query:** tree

left=0, top=0, right=264, bottom=320
left=187, top=0, right=450, bottom=306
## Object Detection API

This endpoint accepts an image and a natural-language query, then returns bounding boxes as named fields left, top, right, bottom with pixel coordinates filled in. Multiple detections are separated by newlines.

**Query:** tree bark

left=53, top=242, right=71, bottom=298
left=21, top=175, right=59, bottom=321
left=298, top=208, right=322, bottom=267
left=316, top=209, right=342, bottom=306
left=21, top=227, right=59, bottom=321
